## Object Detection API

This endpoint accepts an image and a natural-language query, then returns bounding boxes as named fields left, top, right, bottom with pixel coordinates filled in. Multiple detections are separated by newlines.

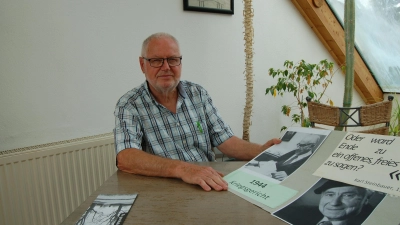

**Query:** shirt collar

left=318, top=217, right=348, bottom=225
left=177, top=81, right=188, bottom=99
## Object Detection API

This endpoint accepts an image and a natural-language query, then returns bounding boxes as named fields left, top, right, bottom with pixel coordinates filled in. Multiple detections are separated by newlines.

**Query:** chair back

left=306, top=96, right=393, bottom=135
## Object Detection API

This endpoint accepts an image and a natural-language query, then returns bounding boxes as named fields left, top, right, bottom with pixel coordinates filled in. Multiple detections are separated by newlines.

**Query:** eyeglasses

left=297, top=143, right=315, bottom=148
left=142, top=57, right=182, bottom=68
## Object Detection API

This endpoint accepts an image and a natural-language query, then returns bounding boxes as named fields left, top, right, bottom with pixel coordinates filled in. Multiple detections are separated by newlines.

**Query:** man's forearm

left=217, top=136, right=282, bottom=160
left=116, top=148, right=229, bottom=191
left=116, top=148, right=188, bottom=178
left=217, top=136, right=263, bottom=160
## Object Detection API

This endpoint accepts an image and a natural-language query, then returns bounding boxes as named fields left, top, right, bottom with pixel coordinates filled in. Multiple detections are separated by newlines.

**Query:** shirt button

left=183, top=140, right=186, bottom=144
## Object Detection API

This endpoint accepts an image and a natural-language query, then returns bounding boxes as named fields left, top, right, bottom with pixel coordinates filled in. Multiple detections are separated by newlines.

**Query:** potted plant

left=265, top=59, right=336, bottom=131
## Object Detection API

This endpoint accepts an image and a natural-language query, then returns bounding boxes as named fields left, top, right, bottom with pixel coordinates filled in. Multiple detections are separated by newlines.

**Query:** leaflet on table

left=313, top=132, right=400, bottom=197
left=75, top=194, right=138, bottom=225
left=224, top=127, right=331, bottom=209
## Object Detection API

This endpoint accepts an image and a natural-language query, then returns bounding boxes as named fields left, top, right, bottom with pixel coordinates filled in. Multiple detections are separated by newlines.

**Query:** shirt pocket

left=189, top=120, right=208, bottom=148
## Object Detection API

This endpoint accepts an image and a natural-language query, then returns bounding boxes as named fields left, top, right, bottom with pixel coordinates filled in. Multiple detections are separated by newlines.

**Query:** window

left=326, top=0, right=400, bottom=93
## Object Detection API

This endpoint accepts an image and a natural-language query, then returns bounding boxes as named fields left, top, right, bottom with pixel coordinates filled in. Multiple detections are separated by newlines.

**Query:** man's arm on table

left=217, top=136, right=282, bottom=161
left=116, top=148, right=228, bottom=192
left=116, top=136, right=281, bottom=192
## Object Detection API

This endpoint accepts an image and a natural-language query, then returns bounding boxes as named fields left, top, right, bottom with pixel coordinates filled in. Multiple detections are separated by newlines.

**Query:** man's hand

left=271, top=171, right=288, bottom=181
left=177, top=163, right=228, bottom=191
left=117, top=149, right=228, bottom=191
left=262, top=138, right=282, bottom=150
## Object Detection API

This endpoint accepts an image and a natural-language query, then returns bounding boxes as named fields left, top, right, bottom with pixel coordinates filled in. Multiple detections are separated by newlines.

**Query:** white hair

left=141, top=32, right=179, bottom=57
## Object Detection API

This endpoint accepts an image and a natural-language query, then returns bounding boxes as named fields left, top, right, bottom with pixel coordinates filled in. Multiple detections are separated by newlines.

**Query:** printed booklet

left=75, top=194, right=138, bottom=225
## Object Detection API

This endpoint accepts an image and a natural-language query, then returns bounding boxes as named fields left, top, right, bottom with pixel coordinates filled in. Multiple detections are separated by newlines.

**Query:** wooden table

left=61, top=161, right=286, bottom=225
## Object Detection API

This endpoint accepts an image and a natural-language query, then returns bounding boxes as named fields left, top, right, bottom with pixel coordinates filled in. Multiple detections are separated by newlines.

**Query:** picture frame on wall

left=183, top=0, right=234, bottom=15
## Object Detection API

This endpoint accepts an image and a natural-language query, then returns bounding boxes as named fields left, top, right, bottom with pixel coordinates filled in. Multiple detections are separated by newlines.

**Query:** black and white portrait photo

left=76, top=194, right=137, bottom=225
left=244, top=129, right=328, bottom=181
left=272, top=178, right=386, bottom=225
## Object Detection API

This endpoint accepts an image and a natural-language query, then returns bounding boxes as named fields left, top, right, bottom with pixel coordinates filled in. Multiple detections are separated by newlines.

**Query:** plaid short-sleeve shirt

left=113, top=80, right=234, bottom=162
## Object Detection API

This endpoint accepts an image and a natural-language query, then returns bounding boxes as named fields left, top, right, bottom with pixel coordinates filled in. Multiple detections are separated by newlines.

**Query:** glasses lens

left=167, top=57, right=181, bottom=66
left=149, top=59, right=163, bottom=67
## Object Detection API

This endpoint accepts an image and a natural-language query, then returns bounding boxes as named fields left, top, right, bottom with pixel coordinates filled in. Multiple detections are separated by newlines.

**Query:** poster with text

left=224, top=127, right=331, bottom=209
left=314, top=132, right=400, bottom=197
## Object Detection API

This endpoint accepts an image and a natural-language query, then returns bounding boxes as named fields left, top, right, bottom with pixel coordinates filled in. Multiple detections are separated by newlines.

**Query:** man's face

left=139, top=37, right=182, bottom=95
left=295, top=140, right=315, bottom=155
left=319, top=186, right=368, bottom=221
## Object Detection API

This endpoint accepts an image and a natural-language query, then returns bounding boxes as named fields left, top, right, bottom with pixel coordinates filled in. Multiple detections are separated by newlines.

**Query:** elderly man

left=272, top=134, right=320, bottom=180
left=114, top=32, right=281, bottom=191
left=246, top=134, right=321, bottom=181
left=313, top=180, right=375, bottom=225
left=272, top=179, right=380, bottom=225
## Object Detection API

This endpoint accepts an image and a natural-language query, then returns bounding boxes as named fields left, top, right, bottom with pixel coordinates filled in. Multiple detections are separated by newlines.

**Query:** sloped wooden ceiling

left=291, top=0, right=383, bottom=104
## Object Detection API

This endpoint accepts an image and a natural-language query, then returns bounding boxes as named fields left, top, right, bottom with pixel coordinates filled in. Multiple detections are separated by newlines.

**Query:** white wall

left=0, top=0, right=362, bottom=151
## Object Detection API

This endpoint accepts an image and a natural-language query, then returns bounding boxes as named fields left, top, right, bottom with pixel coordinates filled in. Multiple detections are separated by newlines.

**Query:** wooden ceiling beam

left=291, top=0, right=383, bottom=104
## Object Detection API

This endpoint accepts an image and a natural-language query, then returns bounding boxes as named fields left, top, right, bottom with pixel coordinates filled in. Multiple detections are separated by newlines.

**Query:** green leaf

left=266, top=59, right=335, bottom=132
left=284, top=70, right=288, bottom=76
left=292, top=114, right=300, bottom=123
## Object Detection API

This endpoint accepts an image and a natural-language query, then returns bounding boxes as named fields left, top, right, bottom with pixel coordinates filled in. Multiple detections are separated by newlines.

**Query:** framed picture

left=183, top=0, right=234, bottom=15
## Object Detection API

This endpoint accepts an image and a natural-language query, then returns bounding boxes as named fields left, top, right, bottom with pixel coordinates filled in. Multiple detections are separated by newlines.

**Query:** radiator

left=0, top=133, right=117, bottom=225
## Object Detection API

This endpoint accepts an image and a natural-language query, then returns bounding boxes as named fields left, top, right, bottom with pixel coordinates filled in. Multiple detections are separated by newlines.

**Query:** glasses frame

left=142, top=56, right=182, bottom=68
